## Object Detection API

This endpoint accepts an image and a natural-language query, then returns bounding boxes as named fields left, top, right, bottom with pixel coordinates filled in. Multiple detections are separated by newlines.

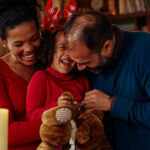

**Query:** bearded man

left=64, top=11, right=150, bottom=150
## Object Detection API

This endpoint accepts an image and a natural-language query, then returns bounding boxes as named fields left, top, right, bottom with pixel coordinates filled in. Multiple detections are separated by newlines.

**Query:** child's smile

left=51, top=31, right=75, bottom=74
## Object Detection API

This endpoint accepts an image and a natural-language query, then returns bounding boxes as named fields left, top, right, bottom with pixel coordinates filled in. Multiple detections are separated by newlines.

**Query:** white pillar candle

left=0, top=109, right=9, bottom=150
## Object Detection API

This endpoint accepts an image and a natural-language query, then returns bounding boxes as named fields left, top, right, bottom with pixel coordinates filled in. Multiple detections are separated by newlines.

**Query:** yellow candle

left=0, top=109, right=9, bottom=150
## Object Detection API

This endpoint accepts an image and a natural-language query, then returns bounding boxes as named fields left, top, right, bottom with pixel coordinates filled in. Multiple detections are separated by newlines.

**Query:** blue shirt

left=88, top=31, right=150, bottom=150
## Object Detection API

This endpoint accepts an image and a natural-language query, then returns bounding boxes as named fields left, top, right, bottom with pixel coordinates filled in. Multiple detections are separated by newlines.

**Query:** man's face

left=67, top=42, right=111, bottom=73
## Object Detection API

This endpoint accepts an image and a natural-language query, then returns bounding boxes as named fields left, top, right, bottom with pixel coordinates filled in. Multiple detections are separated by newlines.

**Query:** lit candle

left=0, top=109, right=9, bottom=150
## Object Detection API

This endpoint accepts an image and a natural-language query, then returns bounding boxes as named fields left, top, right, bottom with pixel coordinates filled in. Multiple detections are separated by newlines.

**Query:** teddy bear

left=37, top=92, right=111, bottom=150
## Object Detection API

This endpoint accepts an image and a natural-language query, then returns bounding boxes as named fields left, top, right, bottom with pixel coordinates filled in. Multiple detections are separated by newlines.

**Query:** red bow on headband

left=43, top=0, right=80, bottom=32
left=63, top=0, right=77, bottom=20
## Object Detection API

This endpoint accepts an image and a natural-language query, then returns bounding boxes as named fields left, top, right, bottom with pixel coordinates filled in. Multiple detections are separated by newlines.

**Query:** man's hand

left=83, top=89, right=113, bottom=111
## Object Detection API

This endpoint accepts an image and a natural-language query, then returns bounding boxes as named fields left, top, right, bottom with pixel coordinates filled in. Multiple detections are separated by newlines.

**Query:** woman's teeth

left=24, top=54, right=34, bottom=58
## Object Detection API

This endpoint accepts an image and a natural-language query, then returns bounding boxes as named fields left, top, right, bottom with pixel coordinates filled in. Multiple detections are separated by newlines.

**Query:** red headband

left=43, top=0, right=80, bottom=32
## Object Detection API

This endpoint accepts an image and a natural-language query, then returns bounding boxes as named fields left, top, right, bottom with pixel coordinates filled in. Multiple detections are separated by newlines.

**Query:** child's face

left=51, top=31, right=76, bottom=74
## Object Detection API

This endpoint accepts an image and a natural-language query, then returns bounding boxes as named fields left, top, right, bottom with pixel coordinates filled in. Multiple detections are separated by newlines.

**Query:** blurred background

left=1, top=0, right=150, bottom=56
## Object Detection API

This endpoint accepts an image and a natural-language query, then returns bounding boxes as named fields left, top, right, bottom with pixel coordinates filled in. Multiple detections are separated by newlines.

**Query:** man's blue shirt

left=88, top=31, right=150, bottom=150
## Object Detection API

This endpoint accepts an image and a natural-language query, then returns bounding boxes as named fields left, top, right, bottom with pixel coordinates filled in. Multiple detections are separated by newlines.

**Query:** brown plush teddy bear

left=76, top=109, right=111, bottom=150
left=37, top=92, right=111, bottom=150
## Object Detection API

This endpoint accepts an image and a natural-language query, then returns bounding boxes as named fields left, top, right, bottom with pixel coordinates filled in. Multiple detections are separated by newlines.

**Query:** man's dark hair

left=0, top=0, right=39, bottom=40
left=64, top=11, right=113, bottom=52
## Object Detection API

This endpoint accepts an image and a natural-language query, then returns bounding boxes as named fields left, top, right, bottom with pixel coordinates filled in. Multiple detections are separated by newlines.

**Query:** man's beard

left=87, top=54, right=114, bottom=74
left=86, top=25, right=123, bottom=74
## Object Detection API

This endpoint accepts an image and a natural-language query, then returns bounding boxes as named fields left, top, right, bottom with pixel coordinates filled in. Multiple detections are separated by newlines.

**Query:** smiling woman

left=0, top=0, right=44, bottom=150
left=3, top=21, right=40, bottom=69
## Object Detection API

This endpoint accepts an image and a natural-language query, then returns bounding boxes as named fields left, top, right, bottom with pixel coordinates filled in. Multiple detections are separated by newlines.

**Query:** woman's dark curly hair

left=0, top=0, right=39, bottom=40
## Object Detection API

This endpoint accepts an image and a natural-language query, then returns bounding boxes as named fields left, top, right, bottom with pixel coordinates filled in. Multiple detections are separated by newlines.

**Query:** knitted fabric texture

left=55, top=107, right=72, bottom=122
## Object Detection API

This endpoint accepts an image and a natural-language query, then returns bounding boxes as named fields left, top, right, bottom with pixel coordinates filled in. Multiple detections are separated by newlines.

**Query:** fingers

left=59, top=94, right=72, bottom=101
left=85, top=89, right=103, bottom=97
left=84, top=89, right=99, bottom=103
left=82, top=100, right=97, bottom=109
left=57, top=100, right=73, bottom=106
left=83, top=89, right=110, bottom=110
left=57, top=94, right=73, bottom=106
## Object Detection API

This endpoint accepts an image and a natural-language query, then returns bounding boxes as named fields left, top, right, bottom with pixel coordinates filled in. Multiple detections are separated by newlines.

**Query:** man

left=64, top=11, right=150, bottom=150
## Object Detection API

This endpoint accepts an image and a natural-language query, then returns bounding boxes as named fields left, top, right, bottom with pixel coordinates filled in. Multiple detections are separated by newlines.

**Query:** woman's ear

left=100, top=40, right=113, bottom=58
left=0, top=37, right=7, bottom=48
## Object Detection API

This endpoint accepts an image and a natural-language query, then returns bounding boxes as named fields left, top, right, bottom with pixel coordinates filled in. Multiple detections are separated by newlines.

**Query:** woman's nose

left=24, top=43, right=34, bottom=52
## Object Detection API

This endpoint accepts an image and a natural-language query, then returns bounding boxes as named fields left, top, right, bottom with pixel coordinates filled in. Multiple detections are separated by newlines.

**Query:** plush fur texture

left=76, top=109, right=111, bottom=150
left=37, top=105, right=76, bottom=150
left=37, top=92, right=111, bottom=150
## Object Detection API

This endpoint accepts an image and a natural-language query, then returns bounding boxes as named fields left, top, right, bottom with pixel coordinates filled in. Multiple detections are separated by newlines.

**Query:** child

left=26, top=29, right=90, bottom=121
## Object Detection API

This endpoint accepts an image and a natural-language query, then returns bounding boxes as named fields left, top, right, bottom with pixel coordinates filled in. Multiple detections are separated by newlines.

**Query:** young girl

left=26, top=29, right=90, bottom=121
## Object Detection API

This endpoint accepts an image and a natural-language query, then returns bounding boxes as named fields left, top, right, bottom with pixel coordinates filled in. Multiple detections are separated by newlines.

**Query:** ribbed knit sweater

left=88, top=31, right=150, bottom=150
left=26, top=67, right=90, bottom=121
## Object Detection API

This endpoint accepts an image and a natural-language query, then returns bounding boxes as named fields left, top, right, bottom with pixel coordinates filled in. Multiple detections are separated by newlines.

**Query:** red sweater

left=0, top=58, right=41, bottom=150
left=26, top=67, right=90, bottom=121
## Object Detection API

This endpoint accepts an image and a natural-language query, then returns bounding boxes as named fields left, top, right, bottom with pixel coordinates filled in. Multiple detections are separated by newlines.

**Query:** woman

left=0, top=0, right=47, bottom=149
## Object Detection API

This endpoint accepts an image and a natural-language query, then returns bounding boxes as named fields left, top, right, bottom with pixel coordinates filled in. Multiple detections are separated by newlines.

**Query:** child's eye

left=15, top=43, right=22, bottom=47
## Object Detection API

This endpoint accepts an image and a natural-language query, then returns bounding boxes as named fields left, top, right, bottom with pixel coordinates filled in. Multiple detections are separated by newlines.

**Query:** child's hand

left=57, top=94, right=73, bottom=106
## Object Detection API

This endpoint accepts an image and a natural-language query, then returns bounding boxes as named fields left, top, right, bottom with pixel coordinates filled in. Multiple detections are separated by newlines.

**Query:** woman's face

left=51, top=31, right=76, bottom=75
left=1, top=20, right=40, bottom=66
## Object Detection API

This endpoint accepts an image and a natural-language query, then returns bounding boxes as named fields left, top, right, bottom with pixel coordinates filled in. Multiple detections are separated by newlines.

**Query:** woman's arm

left=0, top=74, right=41, bottom=146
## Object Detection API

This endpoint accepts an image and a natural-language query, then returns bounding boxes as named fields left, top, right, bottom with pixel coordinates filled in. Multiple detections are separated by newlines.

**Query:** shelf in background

left=106, top=11, right=150, bottom=20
